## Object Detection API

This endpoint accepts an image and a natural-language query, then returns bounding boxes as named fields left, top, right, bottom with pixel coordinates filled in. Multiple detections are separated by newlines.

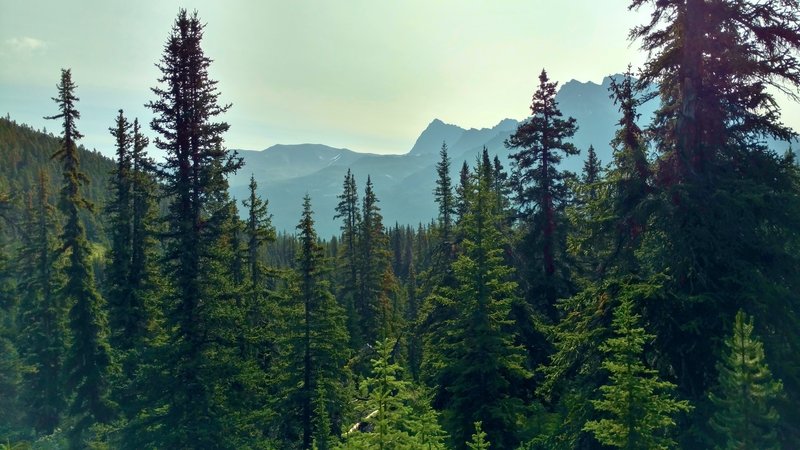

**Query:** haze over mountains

left=228, top=75, right=655, bottom=237
left=231, top=74, right=793, bottom=237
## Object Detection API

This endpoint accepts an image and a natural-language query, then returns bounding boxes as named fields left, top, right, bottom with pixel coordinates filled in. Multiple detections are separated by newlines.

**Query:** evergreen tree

left=334, top=169, right=362, bottom=348
left=581, top=145, right=601, bottom=201
left=438, top=163, right=528, bottom=450
left=629, top=1, right=800, bottom=443
left=709, top=311, right=783, bottom=450
left=136, top=9, right=252, bottom=447
left=16, top=171, right=67, bottom=435
left=455, top=160, right=470, bottom=226
left=278, top=195, right=351, bottom=450
left=45, top=68, right=115, bottom=445
left=337, top=339, right=447, bottom=450
left=242, top=175, right=275, bottom=363
left=584, top=295, right=690, bottom=450
left=467, top=422, right=490, bottom=450
left=506, top=68, right=579, bottom=317
left=435, top=141, right=455, bottom=246
left=358, top=176, right=396, bottom=343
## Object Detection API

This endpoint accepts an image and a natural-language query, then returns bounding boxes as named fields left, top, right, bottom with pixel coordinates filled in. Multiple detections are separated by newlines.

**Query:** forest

left=1, top=1, right=800, bottom=449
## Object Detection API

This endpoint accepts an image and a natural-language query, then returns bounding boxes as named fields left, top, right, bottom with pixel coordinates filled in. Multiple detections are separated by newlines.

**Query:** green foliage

left=506, top=68, right=578, bottom=316
left=337, top=339, right=447, bottom=450
left=584, top=295, right=690, bottom=449
left=432, top=163, right=528, bottom=450
left=466, top=422, right=490, bottom=450
left=46, top=68, right=116, bottom=446
left=709, top=311, right=783, bottom=450
left=272, top=195, right=351, bottom=450
left=16, top=172, right=67, bottom=435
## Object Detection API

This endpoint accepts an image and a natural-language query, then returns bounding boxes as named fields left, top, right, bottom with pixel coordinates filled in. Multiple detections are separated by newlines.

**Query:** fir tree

left=709, top=311, right=783, bottom=450
left=506, top=68, right=579, bottom=316
left=584, top=295, right=690, bottom=450
left=45, top=68, right=115, bottom=445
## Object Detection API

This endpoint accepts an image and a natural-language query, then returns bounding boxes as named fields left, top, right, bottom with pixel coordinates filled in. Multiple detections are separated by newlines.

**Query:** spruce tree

left=16, top=171, right=67, bottom=435
left=455, top=160, right=470, bottom=226
left=334, top=169, right=362, bottom=347
left=438, top=161, right=528, bottom=450
left=581, top=145, right=600, bottom=200
left=435, top=141, right=455, bottom=246
left=138, top=9, right=250, bottom=447
left=584, top=295, right=690, bottom=449
left=45, top=68, right=115, bottom=444
left=337, top=339, right=447, bottom=450
left=709, top=310, right=783, bottom=450
left=277, top=195, right=350, bottom=450
left=506, top=68, right=579, bottom=317
left=358, top=176, right=395, bottom=342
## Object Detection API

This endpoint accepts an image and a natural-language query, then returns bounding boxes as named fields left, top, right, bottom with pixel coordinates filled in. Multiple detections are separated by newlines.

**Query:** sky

left=1, top=0, right=799, bottom=159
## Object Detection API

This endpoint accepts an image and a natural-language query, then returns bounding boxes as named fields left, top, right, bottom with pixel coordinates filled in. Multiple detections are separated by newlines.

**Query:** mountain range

left=229, top=75, right=660, bottom=237
left=231, top=75, right=797, bottom=238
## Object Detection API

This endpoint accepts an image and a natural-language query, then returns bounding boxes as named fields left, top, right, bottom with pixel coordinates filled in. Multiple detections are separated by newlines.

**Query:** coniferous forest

left=1, top=2, right=800, bottom=449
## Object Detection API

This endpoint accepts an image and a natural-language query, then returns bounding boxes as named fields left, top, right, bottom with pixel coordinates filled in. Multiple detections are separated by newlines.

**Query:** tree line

left=1, top=1, right=799, bottom=448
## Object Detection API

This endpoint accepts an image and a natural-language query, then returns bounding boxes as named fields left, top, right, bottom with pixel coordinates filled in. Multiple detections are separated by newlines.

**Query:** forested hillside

left=0, top=117, right=113, bottom=240
left=1, top=2, right=800, bottom=449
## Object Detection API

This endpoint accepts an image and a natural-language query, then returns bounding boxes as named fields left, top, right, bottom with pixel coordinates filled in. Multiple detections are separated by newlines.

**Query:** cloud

left=5, top=37, right=47, bottom=52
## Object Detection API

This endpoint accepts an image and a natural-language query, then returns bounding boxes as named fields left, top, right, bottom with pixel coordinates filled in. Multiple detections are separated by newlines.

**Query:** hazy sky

left=1, top=1, right=798, bottom=158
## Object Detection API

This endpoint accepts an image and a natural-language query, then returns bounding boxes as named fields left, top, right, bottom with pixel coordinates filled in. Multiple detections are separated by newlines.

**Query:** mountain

left=233, top=74, right=797, bottom=237
left=231, top=75, right=650, bottom=237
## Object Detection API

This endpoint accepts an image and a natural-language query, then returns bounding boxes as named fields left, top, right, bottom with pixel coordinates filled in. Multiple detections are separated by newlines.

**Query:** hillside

left=0, top=117, right=115, bottom=240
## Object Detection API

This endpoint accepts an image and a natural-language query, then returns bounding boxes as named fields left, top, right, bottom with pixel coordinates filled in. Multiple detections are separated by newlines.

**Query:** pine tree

left=16, top=171, right=67, bottom=435
left=45, top=68, right=115, bottom=445
left=709, top=311, right=783, bottom=450
left=584, top=295, right=690, bottom=450
left=506, top=68, right=579, bottom=317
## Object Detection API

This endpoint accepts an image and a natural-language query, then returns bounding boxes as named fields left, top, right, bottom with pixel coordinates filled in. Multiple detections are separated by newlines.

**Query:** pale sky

left=1, top=1, right=798, bottom=158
